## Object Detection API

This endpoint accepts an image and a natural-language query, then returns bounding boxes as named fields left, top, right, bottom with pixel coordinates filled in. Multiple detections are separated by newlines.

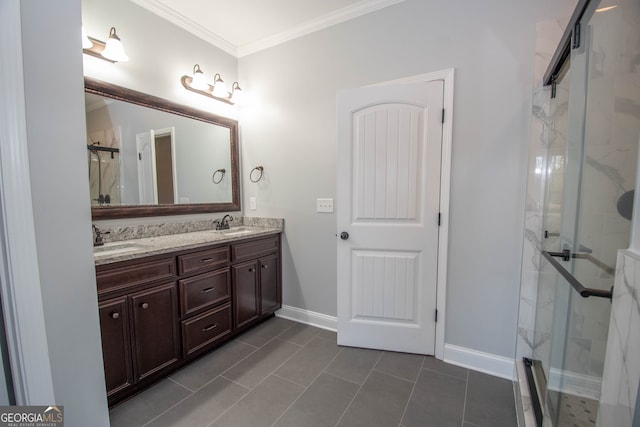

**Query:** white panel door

left=136, top=130, right=157, bottom=204
left=337, top=81, right=444, bottom=354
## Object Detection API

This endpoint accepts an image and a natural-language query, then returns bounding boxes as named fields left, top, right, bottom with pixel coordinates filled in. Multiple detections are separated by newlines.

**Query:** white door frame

left=0, top=0, right=56, bottom=403
left=370, top=68, right=454, bottom=360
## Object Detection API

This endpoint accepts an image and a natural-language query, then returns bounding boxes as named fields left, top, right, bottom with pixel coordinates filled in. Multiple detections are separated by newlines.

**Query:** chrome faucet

left=92, top=224, right=110, bottom=247
left=215, top=215, right=234, bottom=230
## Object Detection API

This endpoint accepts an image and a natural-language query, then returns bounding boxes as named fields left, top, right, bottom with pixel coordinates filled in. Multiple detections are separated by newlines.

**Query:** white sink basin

left=218, top=227, right=256, bottom=237
left=94, top=242, right=142, bottom=257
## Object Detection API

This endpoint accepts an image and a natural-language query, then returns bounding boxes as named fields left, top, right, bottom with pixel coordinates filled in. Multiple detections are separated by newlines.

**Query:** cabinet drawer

left=231, top=236, right=279, bottom=262
left=178, top=247, right=229, bottom=275
left=97, top=258, right=176, bottom=294
left=182, top=303, right=232, bottom=357
left=179, top=268, right=230, bottom=317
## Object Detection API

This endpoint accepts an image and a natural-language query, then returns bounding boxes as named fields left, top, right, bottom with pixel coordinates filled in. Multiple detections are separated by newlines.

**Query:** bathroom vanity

left=94, top=225, right=282, bottom=406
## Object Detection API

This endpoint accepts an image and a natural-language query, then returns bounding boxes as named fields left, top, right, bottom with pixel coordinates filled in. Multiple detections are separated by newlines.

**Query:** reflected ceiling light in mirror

left=180, top=65, right=240, bottom=105
left=83, top=26, right=129, bottom=63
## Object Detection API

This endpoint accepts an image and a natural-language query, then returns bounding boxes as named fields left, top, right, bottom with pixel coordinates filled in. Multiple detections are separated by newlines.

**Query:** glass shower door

left=530, top=0, right=640, bottom=425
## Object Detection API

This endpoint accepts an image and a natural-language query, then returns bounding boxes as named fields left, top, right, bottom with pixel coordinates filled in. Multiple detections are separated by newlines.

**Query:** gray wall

left=239, top=0, right=576, bottom=358
left=20, top=0, right=110, bottom=425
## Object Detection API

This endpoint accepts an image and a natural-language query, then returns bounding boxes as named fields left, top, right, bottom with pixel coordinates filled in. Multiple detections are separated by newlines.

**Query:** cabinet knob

left=111, top=312, right=120, bottom=319
left=248, top=268, right=254, bottom=272
left=262, top=264, right=268, bottom=269
left=140, top=302, right=149, bottom=309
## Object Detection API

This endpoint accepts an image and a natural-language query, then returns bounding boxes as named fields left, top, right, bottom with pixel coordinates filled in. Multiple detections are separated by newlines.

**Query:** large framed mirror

left=85, top=77, right=240, bottom=219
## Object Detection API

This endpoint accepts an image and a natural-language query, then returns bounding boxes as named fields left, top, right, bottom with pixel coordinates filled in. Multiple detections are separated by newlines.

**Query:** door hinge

left=441, top=108, right=445, bottom=124
left=435, top=309, right=438, bottom=322
left=138, top=153, right=142, bottom=160
left=438, top=212, right=441, bottom=226
left=572, top=22, right=581, bottom=49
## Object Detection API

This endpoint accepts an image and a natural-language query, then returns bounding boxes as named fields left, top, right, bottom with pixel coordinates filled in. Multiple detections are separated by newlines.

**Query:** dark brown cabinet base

left=96, top=233, right=281, bottom=407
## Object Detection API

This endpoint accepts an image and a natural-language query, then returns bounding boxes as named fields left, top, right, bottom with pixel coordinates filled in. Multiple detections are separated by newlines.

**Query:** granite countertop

left=94, top=226, right=282, bottom=266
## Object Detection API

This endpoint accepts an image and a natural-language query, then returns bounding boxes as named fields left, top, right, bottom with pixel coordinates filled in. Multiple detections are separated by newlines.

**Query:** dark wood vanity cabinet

left=98, top=296, right=133, bottom=398
left=96, top=232, right=281, bottom=406
left=231, top=236, right=282, bottom=330
left=129, top=283, right=180, bottom=382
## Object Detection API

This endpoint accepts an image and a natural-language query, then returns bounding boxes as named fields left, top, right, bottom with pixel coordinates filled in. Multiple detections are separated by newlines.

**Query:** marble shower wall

left=597, top=250, right=640, bottom=426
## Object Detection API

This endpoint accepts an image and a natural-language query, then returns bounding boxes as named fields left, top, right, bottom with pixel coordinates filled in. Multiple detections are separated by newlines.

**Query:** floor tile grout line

left=398, top=355, right=426, bottom=425
left=140, top=381, right=211, bottom=427
left=208, top=334, right=308, bottom=426
left=268, top=345, right=346, bottom=427
left=175, top=340, right=261, bottom=394
left=167, top=375, right=196, bottom=393
left=332, top=350, right=385, bottom=427
left=421, top=365, right=469, bottom=381
left=461, top=369, right=470, bottom=427
left=371, top=367, right=419, bottom=385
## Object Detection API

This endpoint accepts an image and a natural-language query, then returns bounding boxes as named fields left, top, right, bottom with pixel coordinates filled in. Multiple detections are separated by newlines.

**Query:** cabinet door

left=260, top=254, right=280, bottom=314
left=232, top=260, right=259, bottom=329
left=98, top=296, right=133, bottom=398
left=130, top=283, right=180, bottom=381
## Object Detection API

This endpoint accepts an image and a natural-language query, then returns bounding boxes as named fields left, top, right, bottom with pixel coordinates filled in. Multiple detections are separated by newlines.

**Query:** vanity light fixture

left=229, top=82, right=243, bottom=104
left=83, top=26, right=129, bottom=63
left=180, top=65, right=242, bottom=105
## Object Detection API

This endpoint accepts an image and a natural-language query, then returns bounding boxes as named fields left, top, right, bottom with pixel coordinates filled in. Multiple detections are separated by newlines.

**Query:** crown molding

left=130, top=0, right=238, bottom=57
left=238, top=0, right=406, bottom=57
left=132, top=0, right=406, bottom=58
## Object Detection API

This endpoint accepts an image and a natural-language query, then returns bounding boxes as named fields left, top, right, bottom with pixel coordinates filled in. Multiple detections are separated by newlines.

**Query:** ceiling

left=131, top=0, right=406, bottom=57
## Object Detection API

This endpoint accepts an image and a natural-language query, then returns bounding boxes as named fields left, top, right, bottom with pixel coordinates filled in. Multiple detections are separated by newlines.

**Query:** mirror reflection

left=83, top=78, right=240, bottom=219
left=85, top=93, right=233, bottom=206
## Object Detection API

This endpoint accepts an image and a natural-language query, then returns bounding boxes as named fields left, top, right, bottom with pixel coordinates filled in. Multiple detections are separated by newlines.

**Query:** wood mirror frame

left=86, top=77, right=240, bottom=219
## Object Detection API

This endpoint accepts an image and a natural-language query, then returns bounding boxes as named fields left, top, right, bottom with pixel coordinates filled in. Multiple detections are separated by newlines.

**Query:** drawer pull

left=201, top=287, right=216, bottom=293
left=202, top=323, right=218, bottom=332
left=111, top=312, right=120, bottom=319
left=140, top=302, right=149, bottom=309
left=199, top=257, right=215, bottom=263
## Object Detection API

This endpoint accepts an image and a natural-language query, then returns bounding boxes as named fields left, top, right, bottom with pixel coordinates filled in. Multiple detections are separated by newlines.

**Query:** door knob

left=340, top=232, right=349, bottom=240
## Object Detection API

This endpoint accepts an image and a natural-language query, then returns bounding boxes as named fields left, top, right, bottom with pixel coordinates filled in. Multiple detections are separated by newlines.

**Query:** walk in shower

left=524, top=0, right=640, bottom=425
left=87, top=142, right=121, bottom=206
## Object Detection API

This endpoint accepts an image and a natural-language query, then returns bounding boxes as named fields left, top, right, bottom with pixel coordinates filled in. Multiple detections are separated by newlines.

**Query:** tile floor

left=110, top=317, right=517, bottom=427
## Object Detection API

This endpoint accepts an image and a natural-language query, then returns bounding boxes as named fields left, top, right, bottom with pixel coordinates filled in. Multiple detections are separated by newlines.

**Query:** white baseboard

left=443, top=344, right=516, bottom=380
left=277, top=307, right=515, bottom=381
left=276, top=305, right=337, bottom=331
left=548, top=368, right=601, bottom=401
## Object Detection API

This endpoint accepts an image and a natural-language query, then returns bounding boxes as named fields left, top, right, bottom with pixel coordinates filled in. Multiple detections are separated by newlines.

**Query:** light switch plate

left=250, top=197, right=257, bottom=210
left=316, top=198, right=334, bottom=213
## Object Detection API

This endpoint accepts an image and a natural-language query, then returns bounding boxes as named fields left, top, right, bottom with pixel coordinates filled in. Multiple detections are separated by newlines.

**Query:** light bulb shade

left=229, top=82, right=243, bottom=104
left=190, top=64, right=210, bottom=91
left=81, top=26, right=93, bottom=49
left=212, top=73, right=228, bottom=98
left=101, top=27, right=129, bottom=62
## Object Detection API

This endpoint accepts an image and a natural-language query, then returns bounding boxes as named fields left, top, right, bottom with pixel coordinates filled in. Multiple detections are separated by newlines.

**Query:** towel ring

left=250, top=166, right=264, bottom=183
left=212, top=168, right=225, bottom=184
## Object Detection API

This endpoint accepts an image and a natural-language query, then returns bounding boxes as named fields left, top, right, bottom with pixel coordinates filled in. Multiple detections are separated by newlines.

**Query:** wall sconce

left=83, top=27, right=129, bottom=63
left=181, top=64, right=242, bottom=105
